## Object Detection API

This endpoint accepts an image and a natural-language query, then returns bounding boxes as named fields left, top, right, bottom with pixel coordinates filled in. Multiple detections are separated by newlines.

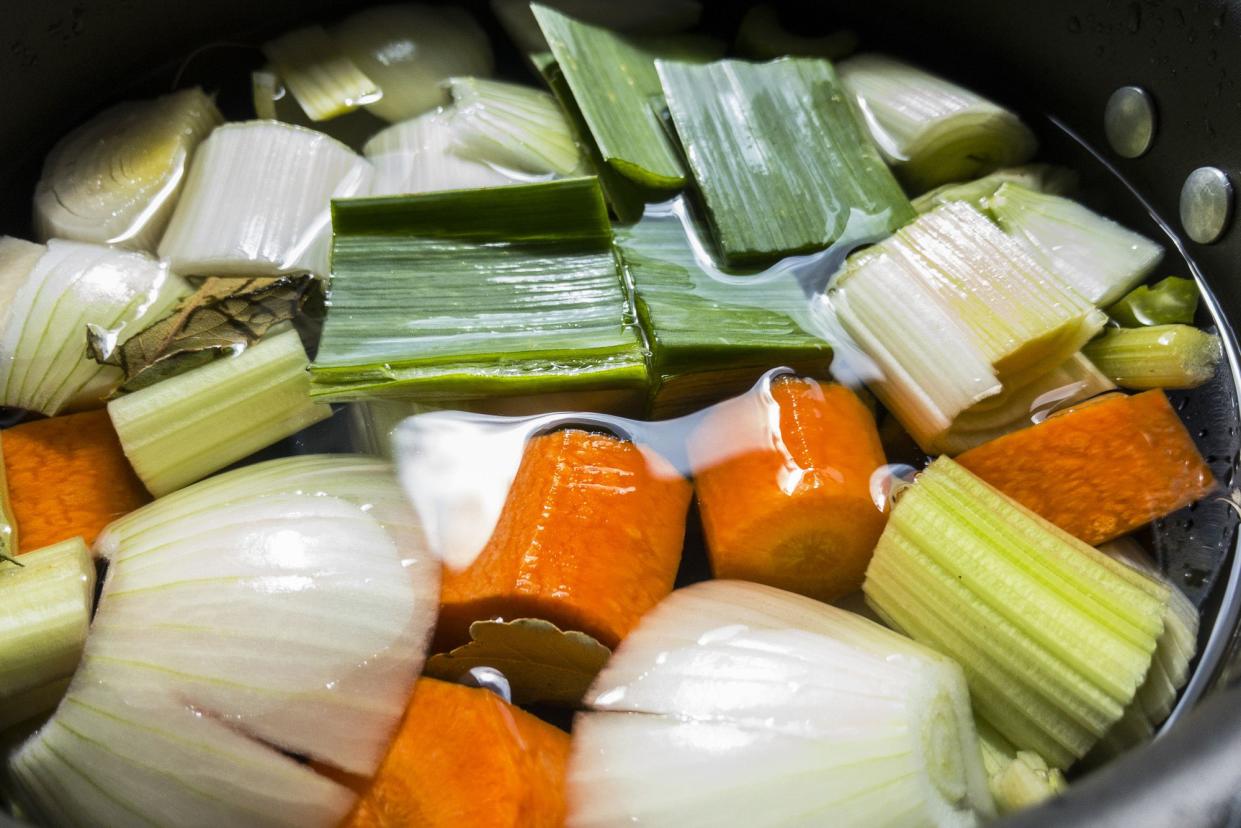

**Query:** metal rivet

left=1180, top=166, right=1234, bottom=244
left=1105, top=86, right=1157, bottom=158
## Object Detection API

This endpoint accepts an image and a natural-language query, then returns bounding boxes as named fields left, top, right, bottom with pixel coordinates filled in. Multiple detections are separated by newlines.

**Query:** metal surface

left=1182, top=166, right=1235, bottom=244
left=1105, top=85, right=1157, bottom=158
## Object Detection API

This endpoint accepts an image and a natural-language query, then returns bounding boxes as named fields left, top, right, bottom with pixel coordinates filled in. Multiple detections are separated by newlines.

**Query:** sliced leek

left=863, top=457, right=1170, bottom=768
left=251, top=66, right=387, bottom=151
left=0, top=538, right=95, bottom=733
left=657, top=57, right=914, bottom=264
left=838, top=53, right=1038, bottom=193
left=1083, top=324, right=1223, bottom=390
left=977, top=722, right=1065, bottom=815
left=158, top=121, right=373, bottom=278
left=493, top=0, right=702, bottom=54
left=0, top=438, right=15, bottom=559
left=33, top=88, right=222, bottom=251
left=365, top=109, right=514, bottom=196
left=446, top=77, right=584, bottom=176
left=107, top=329, right=332, bottom=496
left=1107, top=276, right=1200, bottom=327
left=912, top=164, right=1079, bottom=214
left=262, top=25, right=382, bottom=122
left=0, top=239, right=189, bottom=416
left=989, top=183, right=1164, bottom=306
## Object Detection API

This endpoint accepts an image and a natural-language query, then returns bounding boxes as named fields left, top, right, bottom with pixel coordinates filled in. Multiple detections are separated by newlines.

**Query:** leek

left=0, top=438, right=15, bottom=558
left=1083, top=325, right=1222, bottom=390
left=976, top=722, right=1065, bottom=815
left=334, top=4, right=494, bottom=123
left=832, top=201, right=1106, bottom=454
left=33, top=88, right=222, bottom=251
left=252, top=66, right=387, bottom=151
left=446, top=77, right=585, bottom=176
left=863, top=457, right=1170, bottom=768
left=365, top=109, right=514, bottom=196
left=569, top=580, right=995, bottom=826
left=989, top=183, right=1164, bottom=306
left=615, top=207, right=832, bottom=416
left=734, top=4, right=858, bottom=59
left=911, top=164, right=1079, bottom=214
left=493, top=0, right=702, bottom=55
left=1107, top=276, right=1200, bottom=327
left=657, top=57, right=915, bottom=264
left=0, top=239, right=189, bottom=416
left=107, top=329, right=332, bottom=496
left=9, top=455, right=440, bottom=828
left=838, top=53, right=1038, bottom=193
left=262, top=25, right=382, bottom=122
left=0, top=538, right=95, bottom=733
left=158, top=121, right=373, bottom=278
left=310, top=178, right=649, bottom=402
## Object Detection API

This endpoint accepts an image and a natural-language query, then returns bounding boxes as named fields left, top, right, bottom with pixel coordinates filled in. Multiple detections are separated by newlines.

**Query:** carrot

left=341, top=677, right=570, bottom=828
left=687, top=376, right=888, bottom=602
left=956, top=390, right=1216, bottom=545
left=437, top=428, right=692, bottom=651
left=2, top=410, right=150, bottom=553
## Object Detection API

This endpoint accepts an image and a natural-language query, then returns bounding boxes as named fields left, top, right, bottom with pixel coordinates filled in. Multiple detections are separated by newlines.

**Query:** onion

left=6, top=455, right=440, bottom=828
left=568, top=580, right=994, bottom=827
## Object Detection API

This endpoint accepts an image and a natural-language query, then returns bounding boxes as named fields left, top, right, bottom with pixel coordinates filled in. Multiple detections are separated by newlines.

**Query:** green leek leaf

left=310, top=178, right=649, bottom=401
left=657, top=57, right=915, bottom=265
left=1106, top=276, right=1200, bottom=328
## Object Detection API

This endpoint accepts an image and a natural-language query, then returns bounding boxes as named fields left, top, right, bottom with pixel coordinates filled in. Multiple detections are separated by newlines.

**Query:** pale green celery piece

left=657, top=57, right=915, bottom=265
left=989, top=183, right=1164, bottom=306
left=107, top=329, right=332, bottom=497
left=615, top=209, right=832, bottom=416
left=1083, top=324, right=1223, bottom=390
left=0, top=438, right=16, bottom=558
left=251, top=66, right=386, bottom=152
left=863, top=456, right=1169, bottom=768
left=0, top=538, right=95, bottom=732
left=734, top=4, right=858, bottom=59
left=911, top=164, right=1079, bottom=214
left=493, top=0, right=702, bottom=55
left=310, top=178, right=649, bottom=402
left=261, top=25, right=381, bottom=122
left=976, top=721, right=1065, bottom=815
left=1107, top=276, right=1200, bottom=327
left=445, top=77, right=585, bottom=176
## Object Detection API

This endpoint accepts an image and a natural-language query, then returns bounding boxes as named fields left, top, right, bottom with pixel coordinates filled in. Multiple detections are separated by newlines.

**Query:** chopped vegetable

left=108, top=329, right=333, bottom=496
left=0, top=237, right=45, bottom=321
left=446, top=77, right=585, bottom=176
left=977, top=722, right=1065, bottom=815
left=252, top=66, right=386, bottom=152
left=494, top=0, right=702, bottom=54
left=911, top=164, right=1079, bottom=213
left=863, top=456, right=1170, bottom=768
left=832, top=201, right=1105, bottom=454
left=0, top=239, right=189, bottom=416
left=261, top=25, right=382, bottom=122
left=333, top=4, right=494, bottom=123
left=1107, top=276, right=1200, bottom=327
left=1084, top=324, right=1222, bottom=390
left=33, top=88, right=222, bottom=251
left=989, top=183, right=1164, bottom=306
left=7, top=455, right=439, bottom=827
left=365, top=109, right=516, bottom=195
left=437, top=428, right=691, bottom=651
left=687, top=377, right=887, bottom=602
left=838, top=53, right=1038, bottom=193
left=0, top=440, right=14, bottom=559
left=158, top=121, right=373, bottom=278
left=1, top=409, right=150, bottom=553
left=956, top=390, right=1216, bottom=545
left=343, top=678, right=570, bottom=828
left=0, top=538, right=95, bottom=732
left=310, top=178, right=649, bottom=402
left=569, top=580, right=995, bottom=826
left=734, top=4, right=858, bottom=59
left=658, top=57, right=914, bottom=264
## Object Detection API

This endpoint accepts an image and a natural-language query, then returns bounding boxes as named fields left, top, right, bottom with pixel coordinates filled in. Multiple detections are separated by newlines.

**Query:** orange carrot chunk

left=342, top=677, right=570, bottom=828
left=437, top=428, right=692, bottom=651
left=2, top=410, right=150, bottom=553
left=956, top=390, right=1216, bottom=546
left=688, top=376, right=888, bottom=603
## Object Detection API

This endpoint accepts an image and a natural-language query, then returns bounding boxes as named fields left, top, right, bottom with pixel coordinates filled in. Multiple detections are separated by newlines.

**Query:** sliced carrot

left=2, top=410, right=150, bottom=553
left=342, top=677, right=570, bottom=828
left=956, top=390, right=1215, bottom=545
left=437, top=428, right=692, bottom=651
left=687, top=376, right=888, bottom=602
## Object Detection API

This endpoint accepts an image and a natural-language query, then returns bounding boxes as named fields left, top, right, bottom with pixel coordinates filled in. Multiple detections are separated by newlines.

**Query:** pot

left=1, top=1, right=1239, bottom=825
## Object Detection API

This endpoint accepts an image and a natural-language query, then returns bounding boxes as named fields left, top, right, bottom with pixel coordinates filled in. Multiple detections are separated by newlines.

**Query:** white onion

left=7, top=454, right=439, bottom=828
left=157, top=121, right=373, bottom=278
left=33, top=87, right=222, bottom=251
left=365, top=109, right=513, bottom=196
left=568, top=580, right=994, bottom=827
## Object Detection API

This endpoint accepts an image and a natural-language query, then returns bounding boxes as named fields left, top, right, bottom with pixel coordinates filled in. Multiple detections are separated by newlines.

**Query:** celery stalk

left=976, top=721, right=1065, bottom=815
left=1083, top=324, right=1223, bottom=390
left=1106, top=276, right=1200, bottom=327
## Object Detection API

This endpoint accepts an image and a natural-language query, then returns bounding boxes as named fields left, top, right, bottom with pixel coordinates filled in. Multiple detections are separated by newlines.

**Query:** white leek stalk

left=32, top=88, right=222, bottom=251
left=158, top=121, right=373, bottom=278
left=7, top=454, right=439, bottom=828
left=0, top=538, right=95, bottom=732
left=334, top=4, right=494, bottom=123
left=838, top=53, right=1037, bottom=193
left=446, top=77, right=585, bottom=176
left=989, top=183, right=1164, bottom=306
left=0, top=237, right=44, bottom=324
left=108, top=329, right=332, bottom=496
left=568, top=580, right=995, bottom=827
left=912, top=164, right=1078, bottom=214
left=365, top=109, right=514, bottom=195
left=262, top=25, right=382, bottom=122
left=252, top=66, right=387, bottom=151
left=492, top=0, right=702, bottom=54
left=832, top=201, right=1105, bottom=454
left=0, top=239, right=189, bottom=416
left=976, top=722, right=1065, bottom=815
